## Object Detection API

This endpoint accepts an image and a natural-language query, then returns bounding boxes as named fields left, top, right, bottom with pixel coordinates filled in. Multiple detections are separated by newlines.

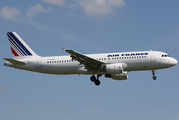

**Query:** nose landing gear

left=152, top=70, right=157, bottom=80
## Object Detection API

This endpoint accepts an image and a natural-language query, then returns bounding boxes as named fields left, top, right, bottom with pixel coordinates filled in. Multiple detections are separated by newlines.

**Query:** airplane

left=3, top=32, right=177, bottom=86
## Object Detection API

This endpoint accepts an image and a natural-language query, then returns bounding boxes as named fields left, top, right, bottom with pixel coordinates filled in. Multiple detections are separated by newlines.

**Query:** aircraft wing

left=62, top=48, right=104, bottom=70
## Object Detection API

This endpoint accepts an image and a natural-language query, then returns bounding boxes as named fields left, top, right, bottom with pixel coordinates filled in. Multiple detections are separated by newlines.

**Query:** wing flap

left=3, top=58, right=26, bottom=65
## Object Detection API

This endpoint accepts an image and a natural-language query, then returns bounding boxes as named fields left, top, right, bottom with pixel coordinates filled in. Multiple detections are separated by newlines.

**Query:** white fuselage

left=4, top=51, right=177, bottom=75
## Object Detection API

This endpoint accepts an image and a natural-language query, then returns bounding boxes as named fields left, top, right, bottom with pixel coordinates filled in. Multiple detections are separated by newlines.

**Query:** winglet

left=61, top=47, right=66, bottom=52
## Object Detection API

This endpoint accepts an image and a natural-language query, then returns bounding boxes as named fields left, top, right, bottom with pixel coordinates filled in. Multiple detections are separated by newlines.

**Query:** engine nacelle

left=105, top=71, right=128, bottom=80
left=106, top=63, right=123, bottom=74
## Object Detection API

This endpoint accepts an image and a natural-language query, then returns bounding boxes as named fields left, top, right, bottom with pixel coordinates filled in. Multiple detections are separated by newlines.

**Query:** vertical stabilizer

left=7, top=32, right=38, bottom=59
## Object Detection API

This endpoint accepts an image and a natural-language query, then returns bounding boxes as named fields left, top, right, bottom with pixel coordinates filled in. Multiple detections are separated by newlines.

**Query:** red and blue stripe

left=7, top=32, right=32, bottom=56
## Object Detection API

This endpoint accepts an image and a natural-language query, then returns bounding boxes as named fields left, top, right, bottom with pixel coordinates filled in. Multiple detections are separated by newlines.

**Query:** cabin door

left=150, top=52, right=156, bottom=62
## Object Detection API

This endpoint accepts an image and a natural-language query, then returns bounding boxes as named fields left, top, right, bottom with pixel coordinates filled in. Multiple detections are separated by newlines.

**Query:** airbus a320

left=4, top=32, right=177, bottom=86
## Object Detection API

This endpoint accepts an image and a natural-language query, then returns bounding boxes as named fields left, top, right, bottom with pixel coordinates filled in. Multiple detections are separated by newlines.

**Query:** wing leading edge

left=62, top=48, right=104, bottom=70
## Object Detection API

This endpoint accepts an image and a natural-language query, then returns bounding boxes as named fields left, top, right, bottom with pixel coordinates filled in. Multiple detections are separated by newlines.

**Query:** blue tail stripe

left=8, top=33, right=32, bottom=56
left=7, top=34, right=27, bottom=56
left=8, top=38, right=24, bottom=56
left=8, top=33, right=32, bottom=55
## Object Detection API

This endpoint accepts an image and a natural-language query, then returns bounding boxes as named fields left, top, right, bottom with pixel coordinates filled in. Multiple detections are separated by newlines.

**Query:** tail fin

left=7, top=32, right=38, bottom=59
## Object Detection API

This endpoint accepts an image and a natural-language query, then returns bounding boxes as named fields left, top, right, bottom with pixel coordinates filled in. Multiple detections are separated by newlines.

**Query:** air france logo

left=107, top=53, right=148, bottom=57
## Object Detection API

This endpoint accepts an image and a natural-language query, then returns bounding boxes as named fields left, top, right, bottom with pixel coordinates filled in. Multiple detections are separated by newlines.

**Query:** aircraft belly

left=125, top=62, right=159, bottom=71
left=55, top=66, right=78, bottom=74
left=41, top=64, right=80, bottom=75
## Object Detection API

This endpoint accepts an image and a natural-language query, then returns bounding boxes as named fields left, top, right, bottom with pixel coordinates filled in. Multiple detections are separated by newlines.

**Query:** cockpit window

left=162, top=54, right=170, bottom=57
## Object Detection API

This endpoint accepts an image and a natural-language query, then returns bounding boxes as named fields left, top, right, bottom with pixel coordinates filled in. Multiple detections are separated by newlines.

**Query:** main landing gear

left=152, top=70, right=157, bottom=80
left=90, top=74, right=102, bottom=86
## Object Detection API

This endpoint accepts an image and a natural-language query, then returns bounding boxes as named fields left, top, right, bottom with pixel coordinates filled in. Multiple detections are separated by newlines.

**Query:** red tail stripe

left=11, top=47, right=19, bottom=56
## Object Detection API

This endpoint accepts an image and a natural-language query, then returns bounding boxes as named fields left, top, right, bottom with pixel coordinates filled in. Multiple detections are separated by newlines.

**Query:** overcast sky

left=0, top=0, right=179, bottom=120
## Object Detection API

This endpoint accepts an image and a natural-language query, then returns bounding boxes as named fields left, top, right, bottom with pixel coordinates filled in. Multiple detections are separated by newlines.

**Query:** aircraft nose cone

left=171, top=58, right=177, bottom=66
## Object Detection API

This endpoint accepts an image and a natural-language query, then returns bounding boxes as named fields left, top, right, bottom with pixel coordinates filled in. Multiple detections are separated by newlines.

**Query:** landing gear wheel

left=95, top=79, right=100, bottom=86
left=153, top=76, right=157, bottom=80
left=90, top=75, right=96, bottom=82
left=152, top=70, right=157, bottom=80
left=90, top=74, right=101, bottom=86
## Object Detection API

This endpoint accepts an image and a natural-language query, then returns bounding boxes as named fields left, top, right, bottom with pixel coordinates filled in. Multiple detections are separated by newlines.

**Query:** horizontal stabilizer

left=3, top=58, right=26, bottom=65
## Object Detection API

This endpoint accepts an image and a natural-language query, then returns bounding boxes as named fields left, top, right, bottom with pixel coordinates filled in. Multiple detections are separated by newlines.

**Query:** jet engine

left=105, top=63, right=123, bottom=74
left=105, top=71, right=128, bottom=80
